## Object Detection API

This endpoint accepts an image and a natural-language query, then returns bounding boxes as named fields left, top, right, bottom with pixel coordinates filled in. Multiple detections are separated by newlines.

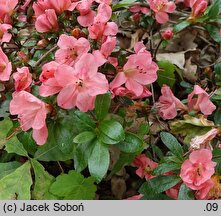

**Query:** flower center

left=157, top=1, right=165, bottom=11
left=75, top=78, right=83, bottom=87
left=0, top=63, right=6, bottom=72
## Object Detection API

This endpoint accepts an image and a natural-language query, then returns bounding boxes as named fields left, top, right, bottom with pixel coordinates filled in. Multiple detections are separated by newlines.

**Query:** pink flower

left=132, top=154, right=158, bottom=180
left=33, top=0, right=76, bottom=17
left=55, top=34, right=90, bottom=66
left=187, top=85, right=216, bottom=115
left=165, top=182, right=182, bottom=199
left=88, top=3, right=118, bottom=40
left=20, top=0, right=32, bottom=10
left=111, top=49, right=157, bottom=92
left=180, top=149, right=216, bottom=192
left=35, top=9, right=59, bottom=33
left=13, top=67, right=32, bottom=92
left=0, top=0, right=18, bottom=23
left=110, top=42, right=158, bottom=97
left=149, top=0, right=176, bottom=24
left=55, top=53, right=109, bottom=112
left=76, top=0, right=96, bottom=27
left=161, top=29, right=173, bottom=40
left=88, top=21, right=118, bottom=40
left=129, top=5, right=150, bottom=14
left=0, top=23, right=12, bottom=43
left=92, top=36, right=116, bottom=66
left=111, top=86, right=152, bottom=99
left=9, top=91, right=49, bottom=145
left=0, top=47, right=12, bottom=81
left=195, top=179, right=214, bottom=200
left=39, top=61, right=63, bottom=97
left=95, top=0, right=112, bottom=4
left=188, top=0, right=208, bottom=19
left=157, top=84, right=187, bottom=120
left=126, top=194, right=144, bottom=200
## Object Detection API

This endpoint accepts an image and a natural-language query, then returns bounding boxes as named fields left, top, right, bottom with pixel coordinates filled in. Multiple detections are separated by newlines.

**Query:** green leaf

left=169, top=114, right=214, bottom=144
left=31, top=159, right=56, bottom=200
left=173, top=21, right=191, bottom=33
left=54, top=120, right=76, bottom=154
left=95, top=93, right=111, bottom=120
left=139, top=175, right=181, bottom=195
left=0, top=118, right=17, bottom=149
left=112, top=0, right=137, bottom=11
left=17, top=131, right=37, bottom=156
left=5, top=137, right=28, bottom=157
left=116, top=132, right=143, bottom=153
left=23, top=39, right=37, bottom=47
left=178, top=183, right=195, bottom=200
left=0, top=161, right=21, bottom=180
left=73, top=110, right=96, bottom=132
left=49, top=170, right=96, bottom=200
left=34, top=122, right=75, bottom=161
left=0, top=161, right=32, bottom=199
left=73, top=131, right=96, bottom=144
left=152, top=163, right=181, bottom=176
left=88, top=140, right=110, bottom=182
left=157, top=61, right=176, bottom=88
left=160, top=132, right=184, bottom=159
left=205, top=24, right=221, bottom=44
left=214, top=63, right=221, bottom=86
left=73, top=141, right=95, bottom=172
left=99, top=120, right=125, bottom=144
left=207, top=0, right=221, bottom=20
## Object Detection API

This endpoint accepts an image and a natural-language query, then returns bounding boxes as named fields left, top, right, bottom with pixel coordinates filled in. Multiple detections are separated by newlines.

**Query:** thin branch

left=33, top=45, right=58, bottom=67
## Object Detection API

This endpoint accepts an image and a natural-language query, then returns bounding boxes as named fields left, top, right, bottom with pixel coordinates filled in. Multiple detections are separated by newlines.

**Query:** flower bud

left=161, top=29, right=173, bottom=40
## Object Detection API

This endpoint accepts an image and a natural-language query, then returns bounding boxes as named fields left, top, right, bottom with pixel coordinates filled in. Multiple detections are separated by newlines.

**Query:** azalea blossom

left=132, top=154, right=158, bottom=180
left=157, top=84, right=187, bottom=120
left=180, top=149, right=216, bottom=198
left=129, top=5, right=150, bottom=14
left=9, top=91, right=49, bottom=145
left=33, top=0, right=76, bottom=17
left=111, top=86, right=152, bottom=99
left=55, top=34, right=90, bottom=66
left=39, top=61, right=63, bottom=97
left=110, top=42, right=158, bottom=97
left=0, top=23, right=12, bottom=43
left=35, top=9, right=59, bottom=33
left=92, top=36, right=116, bottom=66
left=55, top=53, right=109, bottom=112
left=0, top=0, right=18, bottom=23
left=188, top=0, right=208, bottom=20
left=13, top=67, right=32, bottom=92
left=148, top=0, right=176, bottom=24
left=0, top=47, right=12, bottom=81
left=88, top=3, right=118, bottom=40
left=187, top=85, right=216, bottom=115
left=76, top=0, right=96, bottom=27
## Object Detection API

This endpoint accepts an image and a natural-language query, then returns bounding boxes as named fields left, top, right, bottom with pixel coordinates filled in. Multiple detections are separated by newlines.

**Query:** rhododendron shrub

left=0, top=0, right=221, bottom=200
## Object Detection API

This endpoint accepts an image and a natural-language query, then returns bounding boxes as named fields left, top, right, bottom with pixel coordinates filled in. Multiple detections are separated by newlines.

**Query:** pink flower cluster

left=180, top=149, right=216, bottom=199
left=157, top=84, right=216, bottom=120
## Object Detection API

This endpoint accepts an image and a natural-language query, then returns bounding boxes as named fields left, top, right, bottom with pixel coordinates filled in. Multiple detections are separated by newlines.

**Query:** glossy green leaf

left=160, top=132, right=184, bottom=159
left=88, top=140, right=110, bottom=182
left=95, top=93, right=111, bottom=120
left=73, top=131, right=96, bottom=144
left=99, top=120, right=125, bottom=144
left=0, top=161, right=32, bottom=199
left=152, top=163, right=181, bottom=176
left=49, top=170, right=96, bottom=200
left=157, top=61, right=176, bottom=88
left=139, top=175, right=181, bottom=195
left=173, top=21, right=191, bottom=33
left=178, top=183, right=195, bottom=200
left=116, top=132, right=143, bottom=153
